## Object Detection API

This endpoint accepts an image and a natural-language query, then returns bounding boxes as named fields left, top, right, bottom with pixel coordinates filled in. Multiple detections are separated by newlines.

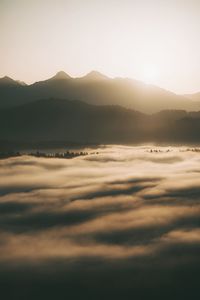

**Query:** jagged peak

left=1, top=75, right=14, bottom=81
left=82, top=70, right=109, bottom=80
left=0, top=76, right=20, bottom=86
left=50, top=71, right=71, bottom=80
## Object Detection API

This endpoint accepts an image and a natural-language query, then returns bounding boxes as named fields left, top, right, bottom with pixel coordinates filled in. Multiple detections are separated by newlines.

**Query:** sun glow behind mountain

left=141, top=65, right=160, bottom=84
left=1, top=0, right=200, bottom=93
left=1, top=1, right=200, bottom=299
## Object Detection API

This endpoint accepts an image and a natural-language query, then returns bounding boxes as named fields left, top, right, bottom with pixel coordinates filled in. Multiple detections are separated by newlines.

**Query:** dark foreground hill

left=0, top=98, right=200, bottom=148
left=0, top=98, right=147, bottom=144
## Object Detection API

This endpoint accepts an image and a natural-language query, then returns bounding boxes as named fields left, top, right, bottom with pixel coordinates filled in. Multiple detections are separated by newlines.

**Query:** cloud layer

left=0, top=145, right=200, bottom=299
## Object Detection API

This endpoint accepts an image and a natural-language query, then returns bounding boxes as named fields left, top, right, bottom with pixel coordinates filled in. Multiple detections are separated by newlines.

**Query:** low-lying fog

left=0, top=145, right=200, bottom=299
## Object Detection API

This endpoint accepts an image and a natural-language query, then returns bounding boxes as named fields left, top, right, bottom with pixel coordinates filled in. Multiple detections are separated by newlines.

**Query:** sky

left=1, top=0, right=200, bottom=94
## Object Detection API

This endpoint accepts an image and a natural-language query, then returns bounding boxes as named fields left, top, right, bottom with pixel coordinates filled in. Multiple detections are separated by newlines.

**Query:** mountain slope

left=0, top=76, right=22, bottom=87
left=0, top=71, right=198, bottom=113
left=185, top=92, right=200, bottom=102
left=1, top=98, right=200, bottom=145
left=0, top=98, right=147, bottom=143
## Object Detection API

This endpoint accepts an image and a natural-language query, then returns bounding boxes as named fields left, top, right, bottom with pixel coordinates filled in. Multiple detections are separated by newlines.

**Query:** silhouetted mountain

left=0, top=71, right=198, bottom=113
left=153, top=110, right=188, bottom=121
left=0, top=98, right=200, bottom=146
left=0, top=98, right=147, bottom=144
left=48, top=71, right=71, bottom=81
left=81, top=70, right=109, bottom=81
left=16, top=80, right=27, bottom=86
left=0, top=76, right=21, bottom=87
left=185, top=92, right=200, bottom=103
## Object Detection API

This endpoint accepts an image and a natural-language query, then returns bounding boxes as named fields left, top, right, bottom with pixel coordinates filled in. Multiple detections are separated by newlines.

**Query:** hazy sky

left=1, top=0, right=200, bottom=93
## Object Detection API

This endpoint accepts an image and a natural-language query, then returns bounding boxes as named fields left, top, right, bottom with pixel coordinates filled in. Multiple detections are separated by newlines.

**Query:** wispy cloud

left=0, top=146, right=200, bottom=299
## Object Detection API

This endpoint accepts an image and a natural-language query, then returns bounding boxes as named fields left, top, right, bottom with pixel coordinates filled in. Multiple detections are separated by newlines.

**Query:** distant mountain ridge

left=185, top=92, right=200, bottom=102
left=0, top=71, right=199, bottom=113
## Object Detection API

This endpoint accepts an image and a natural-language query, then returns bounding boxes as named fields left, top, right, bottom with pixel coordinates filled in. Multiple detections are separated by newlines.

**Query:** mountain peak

left=0, top=76, right=20, bottom=86
left=51, top=71, right=71, bottom=80
left=83, top=70, right=108, bottom=80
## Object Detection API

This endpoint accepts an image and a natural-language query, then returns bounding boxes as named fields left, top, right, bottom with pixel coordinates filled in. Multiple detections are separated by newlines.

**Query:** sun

left=142, top=65, right=159, bottom=84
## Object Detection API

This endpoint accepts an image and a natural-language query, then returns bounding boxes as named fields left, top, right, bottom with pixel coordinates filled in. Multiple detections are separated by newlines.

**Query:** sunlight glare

left=142, top=65, right=159, bottom=84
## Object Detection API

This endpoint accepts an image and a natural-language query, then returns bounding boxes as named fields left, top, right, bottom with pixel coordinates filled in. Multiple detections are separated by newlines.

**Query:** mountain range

left=1, top=97, right=200, bottom=147
left=1, top=71, right=200, bottom=148
left=1, top=71, right=200, bottom=113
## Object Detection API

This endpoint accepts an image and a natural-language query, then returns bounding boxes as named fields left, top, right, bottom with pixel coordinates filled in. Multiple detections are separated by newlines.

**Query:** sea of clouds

left=0, top=145, right=200, bottom=299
